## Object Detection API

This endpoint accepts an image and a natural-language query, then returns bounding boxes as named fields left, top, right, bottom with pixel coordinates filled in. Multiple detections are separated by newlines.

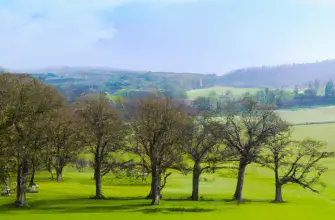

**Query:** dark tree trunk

left=49, top=169, right=54, bottom=180
left=145, top=185, right=163, bottom=199
left=233, top=158, right=247, bottom=202
left=29, top=165, right=35, bottom=187
left=274, top=170, right=283, bottom=203
left=94, top=155, right=104, bottom=199
left=56, top=168, right=63, bottom=182
left=151, top=165, right=161, bottom=205
left=15, top=161, right=22, bottom=205
left=47, top=158, right=54, bottom=180
left=145, top=187, right=153, bottom=199
left=15, top=155, right=28, bottom=207
left=191, top=161, right=201, bottom=201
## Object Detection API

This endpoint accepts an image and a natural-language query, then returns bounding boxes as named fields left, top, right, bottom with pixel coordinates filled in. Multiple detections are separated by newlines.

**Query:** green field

left=187, top=86, right=260, bottom=99
left=2, top=106, right=335, bottom=220
left=278, top=106, right=335, bottom=124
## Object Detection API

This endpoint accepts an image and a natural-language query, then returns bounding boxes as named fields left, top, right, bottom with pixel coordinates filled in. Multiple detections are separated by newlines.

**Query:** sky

left=1, top=0, right=335, bottom=74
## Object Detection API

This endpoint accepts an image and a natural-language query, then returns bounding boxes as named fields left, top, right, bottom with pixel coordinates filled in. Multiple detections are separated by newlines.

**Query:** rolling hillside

left=5, top=59, right=335, bottom=100
left=217, top=59, right=335, bottom=88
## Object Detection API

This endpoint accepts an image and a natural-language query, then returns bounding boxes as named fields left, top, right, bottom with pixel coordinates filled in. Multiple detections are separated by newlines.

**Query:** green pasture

left=1, top=162, right=335, bottom=220
left=278, top=105, right=335, bottom=124
left=2, top=106, right=335, bottom=220
left=187, top=86, right=260, bottom=99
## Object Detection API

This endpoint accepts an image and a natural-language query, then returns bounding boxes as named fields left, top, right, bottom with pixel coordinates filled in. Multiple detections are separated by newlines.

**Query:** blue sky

left=1, top=0, right=335, bottom=74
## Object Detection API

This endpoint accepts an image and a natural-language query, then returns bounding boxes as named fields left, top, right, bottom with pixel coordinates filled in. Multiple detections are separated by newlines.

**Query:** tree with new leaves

left=46, top=107, right=84, bottom=182
left=182, top=114, right=236, bottom=201
left=75, top=93, right=127, bottom=199
left=129, top=141, right=187, bottom=200
left=325, top=79, right=334, bottom=97
left=0, top=73, right=64, bottom=207
left=259, top=134, right=333, bottom=203
left=219, top=94, right=289, bottom=202
left=131, top=95, right=189, bottom=205
left=0, top=133, right=15, bottom=188
left=27, top=120, right=50, bottom=187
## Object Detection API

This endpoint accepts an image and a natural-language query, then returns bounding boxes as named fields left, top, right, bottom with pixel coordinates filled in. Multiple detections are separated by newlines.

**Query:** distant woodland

left=3, top=59, right=335, bottom=108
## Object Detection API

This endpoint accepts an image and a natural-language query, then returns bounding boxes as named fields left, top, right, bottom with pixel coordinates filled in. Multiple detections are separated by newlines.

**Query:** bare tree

left=260, top=135, right=333, bottom=203
left=130, top=95, right=188, bottom=205
left=220, top=95, right=289, bottom=201
left=75, top=93, right=127, bottom=199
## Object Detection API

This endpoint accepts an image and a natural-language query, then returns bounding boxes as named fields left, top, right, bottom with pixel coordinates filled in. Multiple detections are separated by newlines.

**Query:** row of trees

left=214, top=79, right=335, bottom=109
left=0, top=73, right=333, bottom=208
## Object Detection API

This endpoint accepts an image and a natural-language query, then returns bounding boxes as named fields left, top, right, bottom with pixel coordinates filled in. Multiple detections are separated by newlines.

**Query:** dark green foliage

left=325, top=79, right=334, bottom=97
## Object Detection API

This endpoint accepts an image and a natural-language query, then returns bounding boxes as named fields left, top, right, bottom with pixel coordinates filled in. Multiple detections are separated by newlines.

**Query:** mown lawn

left=1, top=162, right=335, bottom=220
left=2, top=108, right=335, bottom=220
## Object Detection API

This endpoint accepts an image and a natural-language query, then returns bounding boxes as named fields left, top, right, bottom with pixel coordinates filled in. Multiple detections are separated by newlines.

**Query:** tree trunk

left=191, top=161, right=201, bottom=201
left=94, top=155, right=104, bottom=199
left=15, top=155, right=28, bottom=207
left=29, top=165, right=35, bottom=187
left=145, top=187, right=153, bottom=199
left=233, top=159, right=247, bottom=202
left=146, top=185, right=163, bottom=199
left=274, top=170, right=283, bottom=203
left=47, top=159, right=54, bottom=180
left=56, top=168, right=63, bottom=182
left=49, top=169, right=54, bottom=180
left=151, top=165, right=161, bottom=205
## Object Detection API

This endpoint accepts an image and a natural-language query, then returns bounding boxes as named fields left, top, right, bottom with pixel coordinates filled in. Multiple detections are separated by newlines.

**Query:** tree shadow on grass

left=0, top=196, right=277, bottom=215
left=0, top=198, right=217, bottom=215
left=140, top=207, right=216, bottom=214
left=0, top=199, right=151, bottom=214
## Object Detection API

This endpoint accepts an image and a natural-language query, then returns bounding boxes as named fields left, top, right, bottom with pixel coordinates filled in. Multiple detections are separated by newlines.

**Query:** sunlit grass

left=1, top=160, right=335, bottom=220
left=2, top=108, right=335, bottom=220
left=278, top=106, right=335, bottom=124
left=187, top=86, right=260, bottom=99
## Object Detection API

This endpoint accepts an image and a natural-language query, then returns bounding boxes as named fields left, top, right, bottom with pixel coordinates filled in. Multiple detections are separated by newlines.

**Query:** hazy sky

left=1, top=0, right=335, bottom=74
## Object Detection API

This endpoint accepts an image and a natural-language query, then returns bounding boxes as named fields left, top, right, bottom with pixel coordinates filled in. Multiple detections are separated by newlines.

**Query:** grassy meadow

left=278, top=105, right=335, bottom=124
left=187, top=86, right=260, bottom=99
left=2, top=106, right=335, bottom=220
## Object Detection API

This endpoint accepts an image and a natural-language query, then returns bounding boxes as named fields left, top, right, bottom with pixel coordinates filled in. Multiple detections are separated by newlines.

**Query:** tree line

left=0, top=73, right=333, bottom=208
left=252, top=79, right=335, bottom=108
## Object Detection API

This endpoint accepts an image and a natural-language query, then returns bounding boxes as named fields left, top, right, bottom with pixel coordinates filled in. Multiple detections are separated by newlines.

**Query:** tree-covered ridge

left=26, top=69, right=216, bottom=102
left=217, top=59, right=335, bottom=88
left=7, top=59, right=335, bottom=107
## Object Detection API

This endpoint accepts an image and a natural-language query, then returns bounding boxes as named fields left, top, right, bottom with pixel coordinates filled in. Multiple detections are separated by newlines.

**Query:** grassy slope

left=278, top=106, right=335, bottom=124
left=2, top=107, right=335, bottom=220
left=187, top=86, right=260, bottom=99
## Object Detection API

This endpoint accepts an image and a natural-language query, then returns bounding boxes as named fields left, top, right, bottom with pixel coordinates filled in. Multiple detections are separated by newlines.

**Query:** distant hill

left=11, top=67, right=217, bottom=102
left=4, top=59, right=335, bottom=101
left=217, top=60, right=335, bottom=88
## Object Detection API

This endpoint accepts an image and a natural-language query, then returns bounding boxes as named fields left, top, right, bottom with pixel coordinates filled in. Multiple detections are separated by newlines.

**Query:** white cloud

left=0, top=0, right=197, bottom=69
